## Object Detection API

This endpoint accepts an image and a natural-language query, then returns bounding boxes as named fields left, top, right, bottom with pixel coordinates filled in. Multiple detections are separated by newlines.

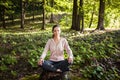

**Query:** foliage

left=0, top=0, right=120, bottom=29
left=28, top=49, right=43, bottom=67
left=0, top=54, right=17, bottom=79
left=0, top=28, right=120, bottom=80
left=70, top=30, right=120, bottom=80
left=0, top=0, right=120, bottom=79
left=45, top=0, right=73, bottom=13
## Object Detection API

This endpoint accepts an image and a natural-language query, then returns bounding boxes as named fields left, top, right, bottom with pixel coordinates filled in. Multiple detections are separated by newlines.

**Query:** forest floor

left=0, top=51, right=85, bottom=80
left=0, top=27, right=120, bottom=80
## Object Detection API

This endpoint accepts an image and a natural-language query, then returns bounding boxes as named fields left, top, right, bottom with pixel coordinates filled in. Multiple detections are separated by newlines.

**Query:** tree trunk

left=21, top=0, right=25, bottom=29
left=71, top=0, right=78, bottom=30
left=32, top=3, right=35, bottom=21
left=71, top=0, right=84, bottom=31
left=81, top=11, right=84, bottom=32
left=96, top=0, right=105, bottom=30
left=89, top=4, right=95, bottom=28
left=0, top=8, right=1, bottom=22
left=10, top=5, right=14, bottom=25
left=41, top=0, right=45, bottom=30
left=50, top=0, right=55, bottom=23
left=50, top=13, right=54, bottom=23
left=2, top=8, right=6, bottom=29
left=11, top=14, right=14, bottom=25
left=77, top=1, right=80, bottom=31
left=80, top=0, right=84, bottom=32
left=0, top=0, right=6, bottom=29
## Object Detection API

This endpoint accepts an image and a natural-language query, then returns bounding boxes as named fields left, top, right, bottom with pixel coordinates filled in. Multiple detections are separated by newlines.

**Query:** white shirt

left=40, top=37, right=73, bottom=61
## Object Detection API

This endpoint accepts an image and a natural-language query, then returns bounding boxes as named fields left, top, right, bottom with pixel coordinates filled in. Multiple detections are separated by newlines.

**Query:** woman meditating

left=38, top=24, right=73, bottom=73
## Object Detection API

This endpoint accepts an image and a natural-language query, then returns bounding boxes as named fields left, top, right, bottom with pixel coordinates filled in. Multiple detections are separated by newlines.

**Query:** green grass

left=0, top=16, right=120, bottom=80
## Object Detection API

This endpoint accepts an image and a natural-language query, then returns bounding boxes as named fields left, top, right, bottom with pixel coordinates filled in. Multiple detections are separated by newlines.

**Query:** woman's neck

left=53, top=36, right=61, bottom=44
left=54, top=36, right=60, bottom=40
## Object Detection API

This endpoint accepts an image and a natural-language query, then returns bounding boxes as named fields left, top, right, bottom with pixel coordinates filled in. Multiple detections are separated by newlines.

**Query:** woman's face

left=53, top=27, right=61, bottom=37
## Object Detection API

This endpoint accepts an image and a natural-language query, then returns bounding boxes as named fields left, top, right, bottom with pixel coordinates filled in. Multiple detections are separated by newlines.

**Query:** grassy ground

left=0, top=15, right=120, bottom=80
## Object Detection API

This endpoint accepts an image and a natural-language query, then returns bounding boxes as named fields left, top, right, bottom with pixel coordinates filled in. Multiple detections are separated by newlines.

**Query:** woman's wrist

left=68, top=57, right=73, bottom=60
left=40, top=58, right=43, bottom=61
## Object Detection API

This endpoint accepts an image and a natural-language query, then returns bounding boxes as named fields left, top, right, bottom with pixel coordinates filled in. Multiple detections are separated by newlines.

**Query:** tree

left=21, top=0, right=25, bottom=29
left=96, top=0, right=105, bottom=30
left=1, top=5, right=6, bottom=29
left=31, top=2, right=35, bottom=21
left=41, top=0, right=45, bottom=30
left=71, top=0, right=79, bottom=31
left=49, top=0, right=55, bottom=23
left=89, top=3, right=95, bottom=28
left=71, top=0, right=84, bottom=32
left=0, top=0, right=11, bottom=29
left=79, top=0, right=84, bottom=32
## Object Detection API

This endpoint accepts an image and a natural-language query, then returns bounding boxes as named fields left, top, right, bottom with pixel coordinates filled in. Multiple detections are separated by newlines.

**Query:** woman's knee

left=42, top=60, right=53, bottom=67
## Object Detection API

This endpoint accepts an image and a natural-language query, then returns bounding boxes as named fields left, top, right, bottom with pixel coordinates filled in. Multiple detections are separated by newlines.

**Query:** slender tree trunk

left=80, top=0, right=84, bottom=32
left=11, top=5, right=14, bottom=25
left=21, top=0, right=25, bottom=29
left=71, top=0, right=78, bottom=30
left=50, top=13, right=54, bottom=23
left=1, top=0, right=6, bottom=29
left=2, top=8, right=6, bottom=29
left=11, top=14, right=14, bottom=24
left=41, top=0, right=45, bottom=30
left=96, top=0, right=105, bottom=30
left=32, top=3, right=35, bottom=21
left=89, top=5, right=95, bottom=28
left=77, top=0, right=80, bottom=31
left=0, top=8, right=1, bottom=22
left=50, top=0, right=54, bottom=23
left=81, top=11, right=84, bottom=32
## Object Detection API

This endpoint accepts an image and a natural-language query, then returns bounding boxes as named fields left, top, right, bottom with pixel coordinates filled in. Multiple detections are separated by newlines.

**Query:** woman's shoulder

left=61, top=37, right=67, bottom=41
left=47, top=38, right=53, bottom=42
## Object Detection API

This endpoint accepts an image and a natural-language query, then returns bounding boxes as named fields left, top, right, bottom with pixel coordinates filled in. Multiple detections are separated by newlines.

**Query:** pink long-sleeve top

left=40, top=37, right=73, bottom=61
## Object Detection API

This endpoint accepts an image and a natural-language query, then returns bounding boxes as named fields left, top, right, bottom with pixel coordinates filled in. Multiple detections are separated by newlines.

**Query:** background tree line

left=0, top=0, right=120, bottom=31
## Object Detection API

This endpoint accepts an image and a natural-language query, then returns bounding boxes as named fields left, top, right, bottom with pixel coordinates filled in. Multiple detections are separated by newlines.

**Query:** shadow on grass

left=0, top=14, right=45, bottom=33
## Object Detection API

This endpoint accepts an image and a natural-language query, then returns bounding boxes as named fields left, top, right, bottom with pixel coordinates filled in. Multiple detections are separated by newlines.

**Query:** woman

left=38, top=25, right=73, bottom=72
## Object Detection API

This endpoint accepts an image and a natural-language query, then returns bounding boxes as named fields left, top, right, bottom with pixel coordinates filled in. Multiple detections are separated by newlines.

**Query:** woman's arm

left=38, top=39, right=51, bottom=65
left=64, top=38, right=73, bottom=63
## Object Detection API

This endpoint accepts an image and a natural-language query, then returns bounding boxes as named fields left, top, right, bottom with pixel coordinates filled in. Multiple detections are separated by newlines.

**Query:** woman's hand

left=38, top=58, right=44, bottom=66
left=68, top=58, right=73, bottom=64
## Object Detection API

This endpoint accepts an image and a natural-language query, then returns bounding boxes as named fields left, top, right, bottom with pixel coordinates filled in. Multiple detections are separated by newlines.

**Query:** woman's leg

left=53, top=59, right=71, bottom=72
left=42, top=60, right=57, bottom=72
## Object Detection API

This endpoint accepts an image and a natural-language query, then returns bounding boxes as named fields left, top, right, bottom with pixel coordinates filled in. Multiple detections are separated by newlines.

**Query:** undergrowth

left=0, top=29, right=120, bottom=80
